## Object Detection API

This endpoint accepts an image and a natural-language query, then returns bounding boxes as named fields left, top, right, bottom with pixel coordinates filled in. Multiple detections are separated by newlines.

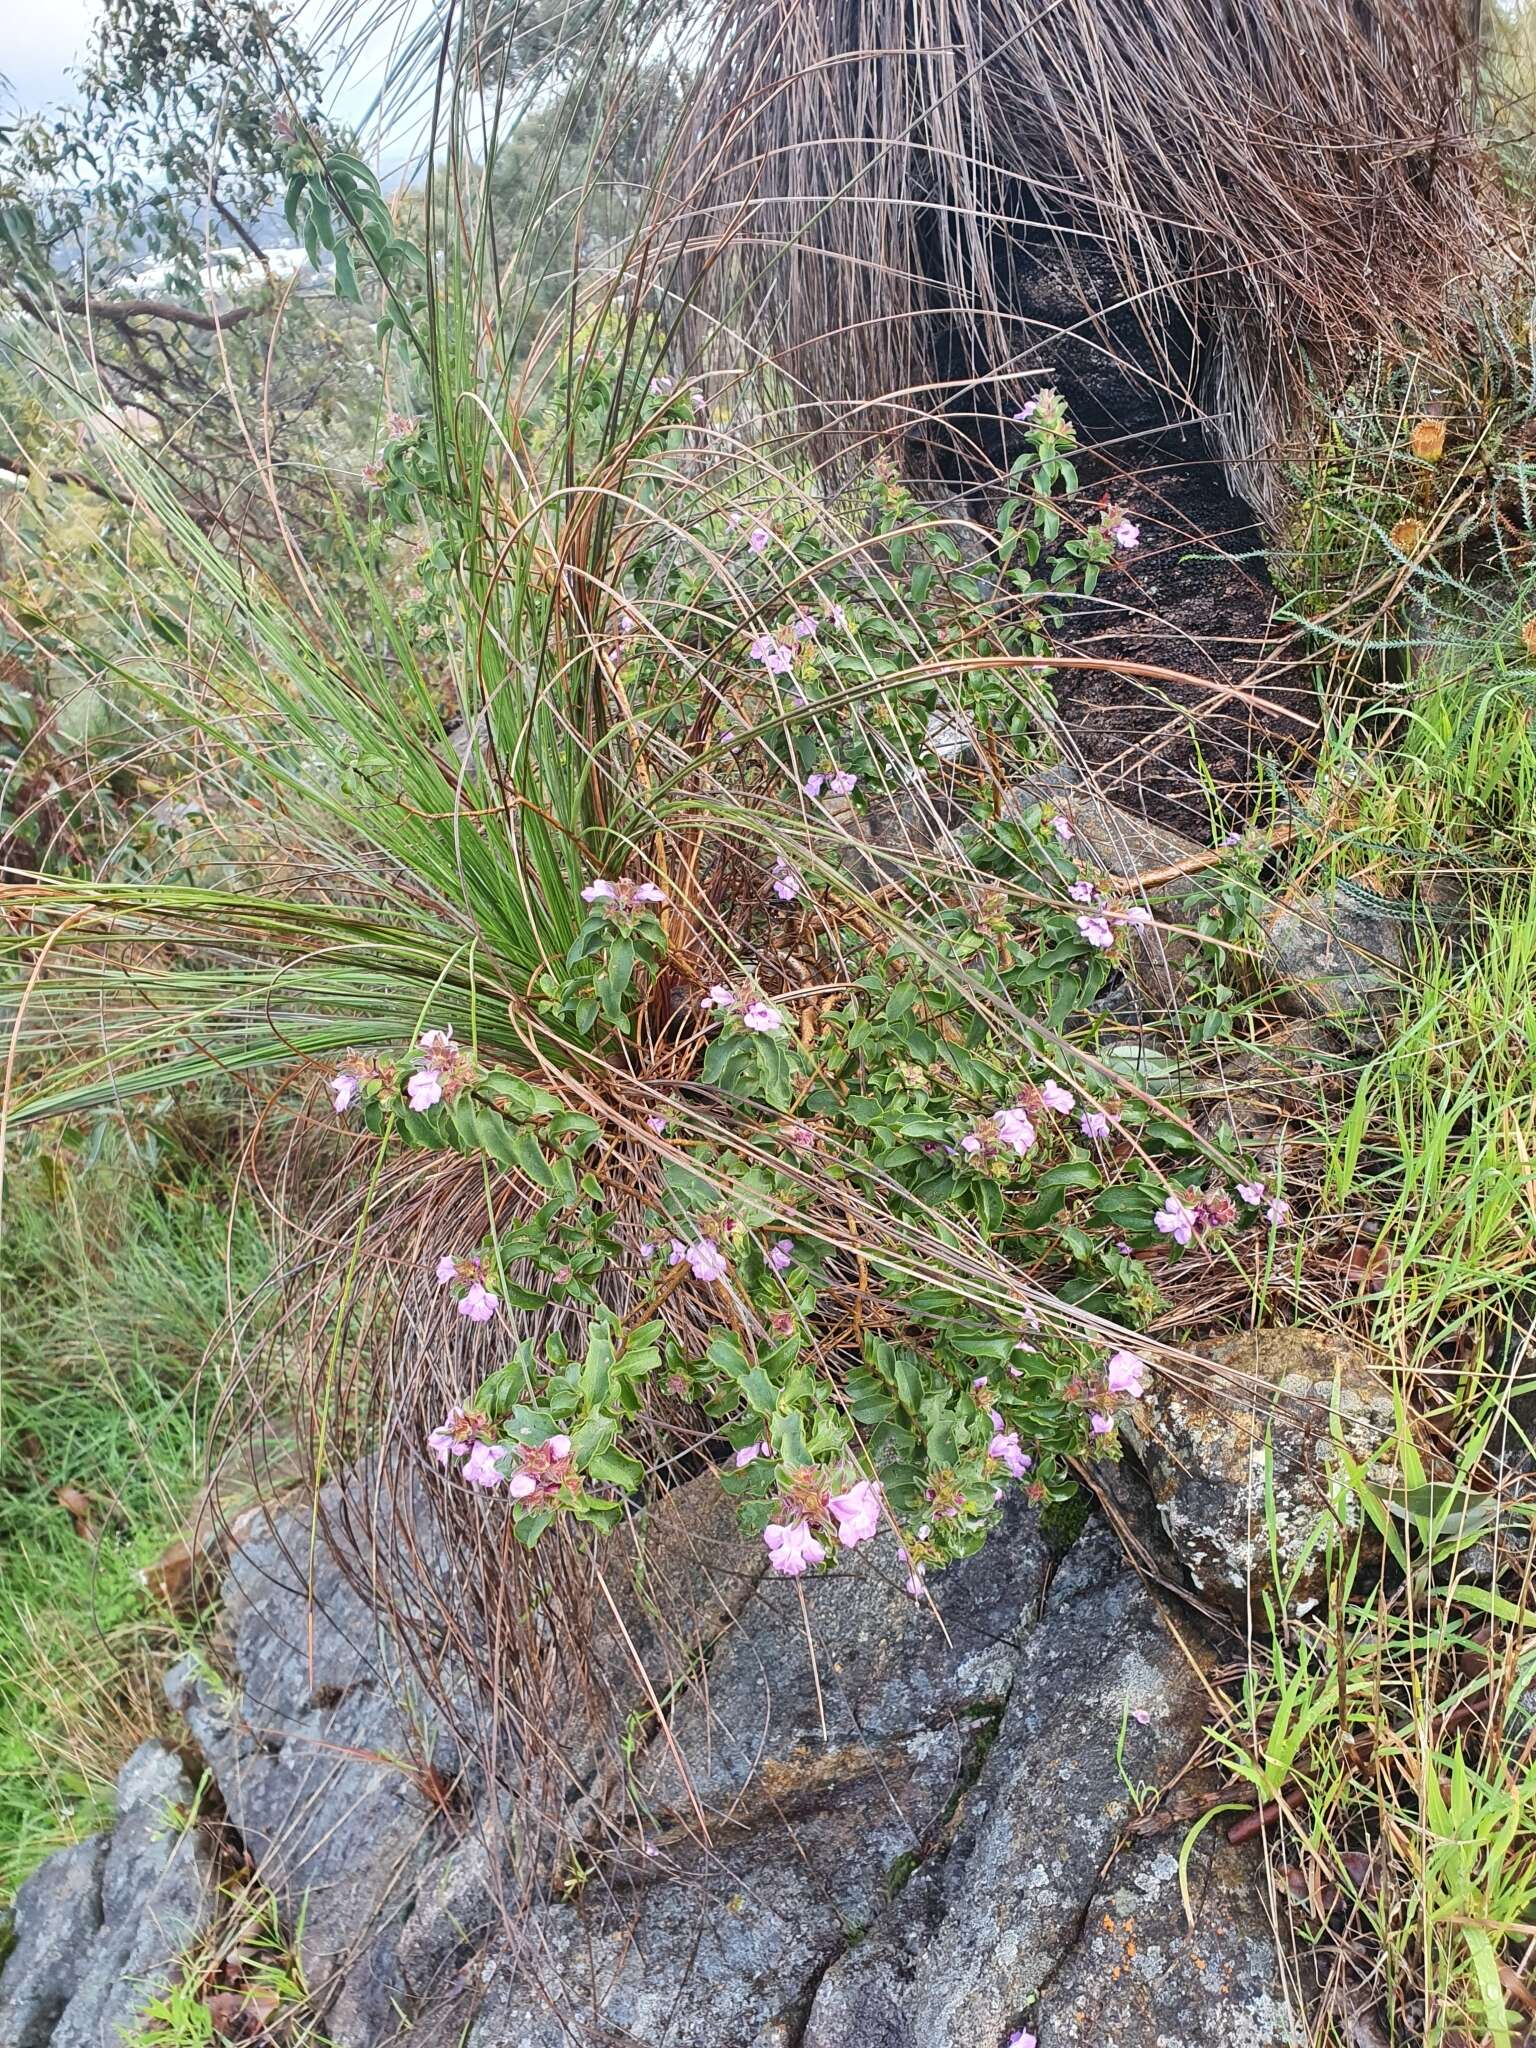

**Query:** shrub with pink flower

left=828, top=1477, right=882, bottom=1547
left=763, top=1520, right=825, bottom=1575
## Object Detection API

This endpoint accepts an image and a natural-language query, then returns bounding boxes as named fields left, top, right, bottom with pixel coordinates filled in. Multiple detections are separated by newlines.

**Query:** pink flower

left=771, top=860, right=802, bottom=902
left=734, top=1439, right=772, bottom=1468
left=1119, top=904, right=1154, bottom=927
left=827, top=602, right=848, bottom=631
left=419, top=1025, right=455, bottom=1051
left=787, top=1123, right=818, bottom=1148
left=1067, top=878, right=1096, bottom=904
left=959, top=1132, right=984, bottom=1156
left=462, top=1442, right=505, bottom=1489
left=764, top=644, right=794, bottom=675
left=1112, top=518, right=1141, bottom=549
left=1050, top=814, right=1074, bottom=844
left=1132, top=1708, right=1151, bottom=1725
left=763, top=1520, right=825, bottom=1575
left=989, top=1428, right=1032, bottom=1480
left=1106, top=1350, right=1147, bottom=1398
left=1080, top=1109, right=1111, bottom=1141
left=632, top=881, right=666, bottom=905
left=427, top=1410, right=471, bottom=1465
left=767, top=1239, right=794, bottom=1272
left=749, top=632, right=778, bottom=662
left=1154, top=1194, right=1199, bottom=1247
left=435, top=1254, right=459, bottom=1284
left=1236, top=1178, right=1266, bottom=1206
left=507, top=1470, right=537, bottom=1499
left=742, top=1000, right=784, bottom=1032
left=1090, top=1412, right=1114, bottom=1436
left=1012, top=401, right=1038, bottom=421
left=803, top=772, right=826, bottom=798
left=1040, top=1080, right=1075, bottom=1114
left=646, top=1115, right=668, bottom=1134
left=407, top=1069, right=444, bottom=1112
left=1266, top=1196, right=1292, bottom=1227
left=703, top=983, right=737, bottom=1010
left=1077, top=915, right=1115, bottom=950
left=545, top=1433, right=572, bottom=1460
left=995, top=1106, right=1037, bottom=1156
left=329, top=1072, right=361, bottom=1113
left=682, top=1237, right=729, bottom=1283
left=385, top=410, right=417, bottom=440
left=1008, top=2032, right=1037, bottom=2048
left=791, top=613, right=817, bottom=639
left=828, top=1477, right=882, bottom=1548
left=581, top=878, right=618, bottom=903
left=829, top=770, right=858, bottom=796
left=458, top=1281, right=500, bottom=1322
left=748, top=525, right=771, bottom=554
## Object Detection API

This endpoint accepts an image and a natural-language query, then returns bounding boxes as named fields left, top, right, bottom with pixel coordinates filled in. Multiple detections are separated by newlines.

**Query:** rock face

left=0, top=1477, right=1299, bottom=2048
left=0, top=1742, right=216, bottom=2048
left=1124, top=1326, right=1397, bottom=1619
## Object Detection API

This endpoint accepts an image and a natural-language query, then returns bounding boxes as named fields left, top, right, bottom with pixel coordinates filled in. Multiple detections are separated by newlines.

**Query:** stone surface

left=800, top=1522, right=1301, bottom=2048
left=1123, top=1326, right=1397, bottom=1619
left=0, top=1742, right=218, bottom=2048
left=2, top=1480, right=1298, bottom=2048
left=1264, top=885, right=1407, bottom=1039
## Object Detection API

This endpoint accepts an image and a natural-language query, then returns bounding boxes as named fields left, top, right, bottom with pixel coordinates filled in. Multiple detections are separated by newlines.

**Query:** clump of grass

left=0, top=1127, right=268, bottom=1897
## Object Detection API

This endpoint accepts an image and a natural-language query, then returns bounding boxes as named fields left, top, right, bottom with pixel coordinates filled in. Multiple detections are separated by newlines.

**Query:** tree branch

left=0, top=449, right=134, bottom=511
left=13, top=284, right=260, bottom=331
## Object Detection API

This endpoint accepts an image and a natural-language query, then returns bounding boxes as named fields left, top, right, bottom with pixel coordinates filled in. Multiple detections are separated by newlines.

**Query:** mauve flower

left=827, top=602, right=848, bottom=630
left=703, top=983, right=737, bottom=1010
left=420, top=1024, right=454, bottom=1051
left=749, top=632, right=777, bottom=661
left=771, top=860, right=802, bottom=902
left=742, top=1000, right=783, bottom=1032
left=1080, top=1109, right=1111, bottom=1141
left=1106, top=1350, right=1147, bottom=1398
left=462, top=1442, right=505, bottom=1489
left=1013, top=401, right=1038, bottom=421
left=748, top=525, right=771, bottom=554
left=803, top=772, right=826, bottom=798
left=764, top=645, right=794, bottom=675
left=989, top=1428, right=1032, bottom=1480
left=1067, top=878, right=1096, bottom=904
left=1236, top=1178, right=1266, bottom=1206
left=427, top=1411, right=471, bottom=1465
left=646, top=1115, right=668, bottom=1135
left=1008, top=2032, right=1037, bottom=2048
left=581, top=878, right=617, bottom=903
left=995, top=1106, right=1037, bottom=1156
left=507, top=1470, right=537, bottom=1499
left=1266, top=1196, right=1292, bottom=1227
left=407, top=1069, right=444, bottom=1112
left=791, top=613, right=817, bottom=639
left=458, top=1281, right=500, bottom=1322
left=631, top=881, right=666, bottom=905
left=829, top=770, right=858, bottom=796
left=788, top=1123, right=818, bottom=1148
left=959, top=1132, right=984, bottom=1156
left=1112, top=518, right=1141, bottom=549
left=329, top=1072, right=361, bottom=1113
left=1077, top=915, right=1115, bottom=950
left=1090, top=1412, right=1114, bottom=1436
left=1050, top=814, right=1074, bottom=843
left=545, top=1434, right=572, bottom=1460
left=683, top=1238, right=729, bottom=1283
left=435, top=1254, right=459, bottom=1285
left=1117, top=905, right=1154, bottom=929
left=734, top=1440, right=772, bottom=1468
left=1040, top=1080, right=1075, bottom=1114
left=763, top=1520, right=825, bottom=1575
left=767, top=1239, right=794, bottom=1273
left=828, top=1477, right=882, bottom=1547
left=1154, top=1194, right=1199, bottom=1247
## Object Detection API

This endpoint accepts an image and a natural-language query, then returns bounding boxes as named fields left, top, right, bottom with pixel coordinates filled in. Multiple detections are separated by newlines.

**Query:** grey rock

left=1263, top=886, right=1407, bottom=1037
left=802, top=1523, right=1298, bottom=2048
left=0, top=1836, right=107, bottom=2048
left=1123, top=1326, right=1397, bottom=1619
left=39, top=1743, right=216, bottom=2048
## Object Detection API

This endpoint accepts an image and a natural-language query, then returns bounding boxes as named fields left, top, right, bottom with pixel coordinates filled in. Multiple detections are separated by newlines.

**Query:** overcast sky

left=2, top=0, right=436, bottom=170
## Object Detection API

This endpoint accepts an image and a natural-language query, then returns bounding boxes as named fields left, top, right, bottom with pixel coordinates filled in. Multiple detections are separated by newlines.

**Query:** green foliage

left=0, top=1131, right=268, bottom=1897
